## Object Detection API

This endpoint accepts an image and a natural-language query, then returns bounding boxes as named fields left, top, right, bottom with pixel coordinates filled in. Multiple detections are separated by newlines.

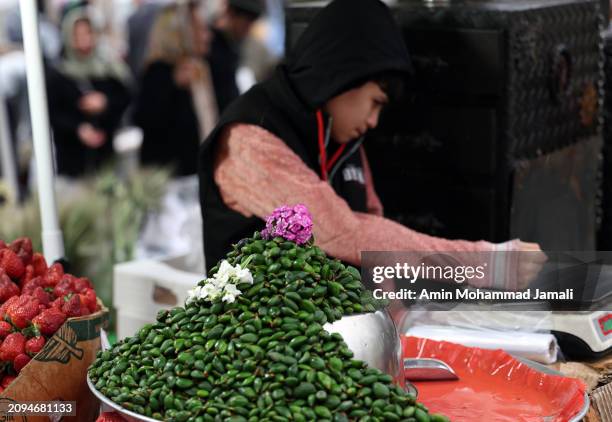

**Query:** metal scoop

left=404, top=358, right=459, bottom=381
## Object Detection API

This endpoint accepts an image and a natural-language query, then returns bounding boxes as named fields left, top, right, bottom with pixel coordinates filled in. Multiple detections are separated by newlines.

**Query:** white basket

left=113, top=255, right=203, bottom=340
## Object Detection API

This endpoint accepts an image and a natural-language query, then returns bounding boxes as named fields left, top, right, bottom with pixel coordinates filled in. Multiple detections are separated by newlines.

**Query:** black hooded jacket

left=199, top=0, right=412, bottom=270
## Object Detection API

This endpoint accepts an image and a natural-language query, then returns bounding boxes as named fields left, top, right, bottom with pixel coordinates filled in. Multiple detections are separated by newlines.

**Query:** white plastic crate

left=113, top=254, right=203, bottom=340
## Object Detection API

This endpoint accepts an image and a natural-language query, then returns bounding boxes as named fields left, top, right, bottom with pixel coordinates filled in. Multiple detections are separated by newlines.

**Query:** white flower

left=222, top=293, right=236, bottom=303
left=186, top=285, right=202, bottom=304
left=221, top=284, right=241, bottom=304
left=214, top=272, right=230, bottom=288
left=234, top=265, right=254, bottom=284
left=223, top=283, right=241, bottom=296
left=201, top=283, right=220, bottom=300
left=187, top=261, right=252, bottom=305
left=217, top=260, right=235, bottom=278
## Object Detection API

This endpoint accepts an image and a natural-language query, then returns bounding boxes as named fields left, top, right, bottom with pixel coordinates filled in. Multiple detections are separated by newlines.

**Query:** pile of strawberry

left=0, top=237, right=99, bottom=392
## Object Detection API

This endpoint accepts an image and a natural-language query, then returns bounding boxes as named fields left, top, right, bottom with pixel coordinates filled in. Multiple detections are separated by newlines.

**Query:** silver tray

left=513, top=356, right=590, bottom=422
left=88, top=356, right=590, bottom=422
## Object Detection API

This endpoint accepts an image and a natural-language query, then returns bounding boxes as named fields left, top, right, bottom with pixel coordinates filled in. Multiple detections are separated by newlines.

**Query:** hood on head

left=61, top=7, right=97, bottom=59
left=285, top=0, right=413, bottom=110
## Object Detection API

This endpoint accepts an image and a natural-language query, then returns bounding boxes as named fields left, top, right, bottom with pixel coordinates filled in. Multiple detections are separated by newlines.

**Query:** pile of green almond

left=88, top=232, right=450, bottom=422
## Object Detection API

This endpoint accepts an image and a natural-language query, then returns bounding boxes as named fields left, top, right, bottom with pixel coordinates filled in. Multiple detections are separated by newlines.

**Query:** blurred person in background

left=262, top=0, right=285, bottom=59
left=125, top=0, right=169, bottom=78
left=59, top=0, right=90, bottom=21
left=5, top=0, right=62, bottom=62
left=239, top=0, right=283, bottom=86
left=132, top=2, right=217, bottom=176
left=46, top=7, right=131, bottom=177
left=208, top=0, right=264, bottom=112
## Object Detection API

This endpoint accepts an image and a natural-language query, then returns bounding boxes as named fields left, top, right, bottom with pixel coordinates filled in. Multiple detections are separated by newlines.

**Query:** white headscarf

left=59, top=8, right=130, bottom=83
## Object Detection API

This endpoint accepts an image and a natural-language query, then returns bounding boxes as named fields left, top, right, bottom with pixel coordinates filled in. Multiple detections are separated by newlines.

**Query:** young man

left=199, top=0, right=544, bottom=287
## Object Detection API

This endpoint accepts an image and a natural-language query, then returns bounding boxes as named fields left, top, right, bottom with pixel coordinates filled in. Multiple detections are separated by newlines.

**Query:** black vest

left=199, top=69, right=368, bottom=271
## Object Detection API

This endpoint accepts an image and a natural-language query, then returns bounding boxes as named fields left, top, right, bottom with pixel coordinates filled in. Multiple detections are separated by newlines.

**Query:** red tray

left=402, top=336, right=588, bottom=422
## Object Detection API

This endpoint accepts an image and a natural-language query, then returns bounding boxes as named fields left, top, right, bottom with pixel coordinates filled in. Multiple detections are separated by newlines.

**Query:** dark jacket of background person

left=132, top=3, right=217, bottom=176
left=132, top=61, right=202, bottom=175
left=207, top=0, right=264, bottom=112
left=208, top=27, right=240, bottom=113
left=47, top=9, right=131, bottom=177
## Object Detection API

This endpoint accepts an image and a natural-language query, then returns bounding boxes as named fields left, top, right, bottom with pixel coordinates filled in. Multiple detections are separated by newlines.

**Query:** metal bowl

left=323, top=308, right=405, bottom=389
left=88, top=375, right=159, bottom=422
left=88, top=309, right=407, bottom=421
left=87, top=308, right=588, bottom=422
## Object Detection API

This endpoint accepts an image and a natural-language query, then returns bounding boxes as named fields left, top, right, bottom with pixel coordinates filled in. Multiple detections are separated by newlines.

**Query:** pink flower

left=262, top=204, right=313, bottom=245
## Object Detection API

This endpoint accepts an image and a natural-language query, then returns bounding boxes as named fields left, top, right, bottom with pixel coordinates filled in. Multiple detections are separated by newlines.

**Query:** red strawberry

left=78, top=303, right=91, bottom=316
left=62, top=294, right=83, bottom=318
left=20, top=265, right=34, bottom=287
left=5, top=295, right=41, bottom=329
left=43, top=263, right=64, bottom=287
left=53, top=275, right=76, bottom=298
left=9, top=238, right=32, bottom=266
left=31, top=253, right=47, bottom=277
left=25, top=336, right=45, bottom=355
left=1, top=374, right=16, bottom=389
left=49, top=297, right=63, bottom=310
left=0, top=296, right=19, bottom=320
left=0, top=270, right=20, bottom=303
left=0, top=333, right=25, bottom=361
left=0, top=322, right=12, bottom=339
left=74, top=277, right=93, bottom=293
left=31, top=287, right=50, bottom=307
left=0, top=249, right=24, bottom=280
left=13, top=353, right=30, bottom=372
left=0, top=240, right=6, bottom=250
left=21, top=276, right=44, bottom=296
left=32, top=308, right=66, bottom=336
left=96, top=412, right=128, bottom=422
left=79, top=289, right=98, bottom=313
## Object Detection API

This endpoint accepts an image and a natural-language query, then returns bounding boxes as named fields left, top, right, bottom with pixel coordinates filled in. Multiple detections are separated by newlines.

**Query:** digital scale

left=551, top=311, right=612, bottom=359
left=419, top=306, right=612, bottom=360
left=407, top=258, right=612, bottom=360
left=547, top=261, right=612, bottom=359
left=484, top=259, right=612, bottom=359
left=506, top=259, right=612, bottom=359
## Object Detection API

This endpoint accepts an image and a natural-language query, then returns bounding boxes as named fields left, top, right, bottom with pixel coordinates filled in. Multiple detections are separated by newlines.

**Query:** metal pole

left=19, top=0, right=64, bottom=262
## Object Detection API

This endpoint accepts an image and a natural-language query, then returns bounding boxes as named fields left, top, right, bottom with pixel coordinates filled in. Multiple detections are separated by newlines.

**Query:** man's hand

left=78, top=123, right=106, bottom=149
left=516, top=240, right=548, bottom=289
left=79, top=91, right=108, bottom=115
